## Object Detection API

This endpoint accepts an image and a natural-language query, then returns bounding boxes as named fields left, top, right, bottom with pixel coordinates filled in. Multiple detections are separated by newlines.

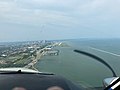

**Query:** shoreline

left=23, top=43, right=52, bottom=70
left=23, top=42, right=63, bottom=70
left=24, top=49, right=45, bottom=71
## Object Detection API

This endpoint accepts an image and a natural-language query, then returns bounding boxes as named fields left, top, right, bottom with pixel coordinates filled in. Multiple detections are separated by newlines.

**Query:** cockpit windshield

left=0, top=0, right=120, bottom=90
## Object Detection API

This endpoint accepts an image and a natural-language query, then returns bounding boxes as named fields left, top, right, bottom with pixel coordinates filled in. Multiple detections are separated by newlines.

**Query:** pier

left=44, top=50, right=59, bottom=56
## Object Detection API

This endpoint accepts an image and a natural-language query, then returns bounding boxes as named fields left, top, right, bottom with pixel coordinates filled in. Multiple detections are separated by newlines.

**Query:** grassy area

left=0, top=53, right=34, bottom=68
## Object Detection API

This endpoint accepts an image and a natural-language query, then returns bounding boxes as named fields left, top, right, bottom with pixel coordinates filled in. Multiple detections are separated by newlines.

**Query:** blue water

left=35, top=39, right=120, bottom=88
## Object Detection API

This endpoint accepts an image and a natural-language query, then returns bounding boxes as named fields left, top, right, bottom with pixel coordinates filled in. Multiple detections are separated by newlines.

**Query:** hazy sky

left=0, top=0, right=120, bottom=42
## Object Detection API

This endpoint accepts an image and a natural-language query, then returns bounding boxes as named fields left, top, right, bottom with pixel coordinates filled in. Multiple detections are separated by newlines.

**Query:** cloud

left=0, top=0, right=78, bottom=27
left=77, top=0, right=120, bottom=16
left=0, top=0, right=120, bottom=29
left=1, top=0, right=120, bottom=41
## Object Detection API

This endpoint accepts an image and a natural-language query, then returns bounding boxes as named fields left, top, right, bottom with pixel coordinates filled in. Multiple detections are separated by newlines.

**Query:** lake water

left=35, top=39, right=120, bottom=88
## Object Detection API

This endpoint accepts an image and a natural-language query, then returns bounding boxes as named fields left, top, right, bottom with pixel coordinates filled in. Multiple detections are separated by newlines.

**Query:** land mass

left=0, top=41, right=68, bottom=70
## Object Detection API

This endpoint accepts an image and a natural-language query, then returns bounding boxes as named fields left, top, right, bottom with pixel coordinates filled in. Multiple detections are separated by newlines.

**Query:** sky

left=0, top=0, right=120, bottom=42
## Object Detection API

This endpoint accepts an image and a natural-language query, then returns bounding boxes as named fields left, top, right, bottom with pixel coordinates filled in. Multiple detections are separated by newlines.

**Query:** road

left=24, top=49, right=46, bottom=70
